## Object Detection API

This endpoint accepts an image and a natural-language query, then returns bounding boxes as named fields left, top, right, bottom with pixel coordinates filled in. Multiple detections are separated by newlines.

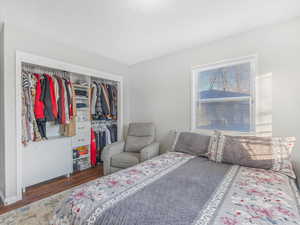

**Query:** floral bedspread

left=208, top=167, right=300, bottom=225
left=51, top=152, right=300, bottom=225
left=51, top=152, right=194, bottom=225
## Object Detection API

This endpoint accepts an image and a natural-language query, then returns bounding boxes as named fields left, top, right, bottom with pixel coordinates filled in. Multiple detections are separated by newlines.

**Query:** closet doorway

left=14, top=51, right=124, bottom=203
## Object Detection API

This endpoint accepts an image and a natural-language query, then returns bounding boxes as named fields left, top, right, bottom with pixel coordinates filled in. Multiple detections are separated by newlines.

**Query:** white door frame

left=15, top=51, right=124, bottom=202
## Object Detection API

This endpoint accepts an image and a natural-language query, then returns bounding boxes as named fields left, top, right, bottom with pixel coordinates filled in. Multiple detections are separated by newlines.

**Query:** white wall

left=1, top=23, right=130, bottom=202
left=129, top=18, right=300, bottom=181
left=0, top=24, right=5, bottom=200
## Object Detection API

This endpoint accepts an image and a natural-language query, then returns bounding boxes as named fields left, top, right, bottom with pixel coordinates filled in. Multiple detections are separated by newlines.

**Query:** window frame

left=191, top=55, right=257, bottom=134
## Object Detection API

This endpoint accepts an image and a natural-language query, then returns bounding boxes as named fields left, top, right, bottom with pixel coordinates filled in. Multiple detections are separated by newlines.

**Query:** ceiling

left=1, top=0, right=300, bottom=65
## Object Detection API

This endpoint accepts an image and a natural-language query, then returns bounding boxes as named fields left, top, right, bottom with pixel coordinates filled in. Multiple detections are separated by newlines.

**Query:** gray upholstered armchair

left=101, top=123, right=160, bottom=175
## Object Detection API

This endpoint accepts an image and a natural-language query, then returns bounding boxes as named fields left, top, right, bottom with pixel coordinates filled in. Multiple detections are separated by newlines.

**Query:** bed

left=51, top=151, right=300, bottom=225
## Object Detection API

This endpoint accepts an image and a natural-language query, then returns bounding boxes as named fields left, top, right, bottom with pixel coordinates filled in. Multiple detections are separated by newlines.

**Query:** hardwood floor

left=0, top=165, right=103, bottom=215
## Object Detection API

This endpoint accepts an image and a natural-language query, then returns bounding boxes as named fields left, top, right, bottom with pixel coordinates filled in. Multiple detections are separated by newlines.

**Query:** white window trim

left=191, top=55, right=258, bottom=135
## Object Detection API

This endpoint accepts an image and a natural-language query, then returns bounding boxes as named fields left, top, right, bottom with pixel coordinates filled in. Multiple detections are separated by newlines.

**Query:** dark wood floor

left=0, top=165, right=103, bottom=215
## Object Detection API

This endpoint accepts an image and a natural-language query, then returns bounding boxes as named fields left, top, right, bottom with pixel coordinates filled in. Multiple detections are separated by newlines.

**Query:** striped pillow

left=208, top=133, right=296, bottom=178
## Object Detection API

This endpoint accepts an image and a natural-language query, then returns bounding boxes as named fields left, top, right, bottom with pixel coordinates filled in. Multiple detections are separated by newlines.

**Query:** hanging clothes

left=63, top=83, right=77, bottom=137
left=57, top=77, right=66, bottom=125
left=90, top=128, right=97, bottom=167
left=48, top=75, right=58, bottom=119
left=108, top=124, right=118, bottom=143
left=21, top=68, right=74, bottom=145
left=104, top=125, right=112, bottom=145
left=63, top=79, right=70, bottom=124
left=22, top=73, right=31, bottom=145
left=33, top=73, right=47, bottom=140
left=33, top=74, right=45, bottom=120
left=92, top=123, right=118, bottom=163
left=30, top=74, right=42, bottom=142
left=101, top=83, right=111, bottom=119
left=22, top=72, right=43, bottom=144
left=90, top=82, right=97, bottom=115
left=96, top=83, right=104, bottom=116
left=111, top=86, right=118, bottom=120
left=68, top=81, right=74, bottom=120
left=53, top=76, right=60, bottom=108
left=41, top=74, right=56, bottom=121
left=36, top=119, right=47, bottom=139
left=90, top=81, right=117, bottom=121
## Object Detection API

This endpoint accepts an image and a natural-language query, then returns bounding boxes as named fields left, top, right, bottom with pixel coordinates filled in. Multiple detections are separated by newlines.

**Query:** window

left=191, top=56, right=257, bottom=133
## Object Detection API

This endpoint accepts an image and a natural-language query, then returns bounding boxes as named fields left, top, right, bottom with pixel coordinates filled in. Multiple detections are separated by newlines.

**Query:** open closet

left=17, top=52, right=123, bottom=192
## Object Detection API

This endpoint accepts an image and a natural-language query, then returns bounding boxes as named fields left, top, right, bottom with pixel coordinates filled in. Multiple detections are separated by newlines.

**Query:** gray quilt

left=95, top=157, right=231, bottom=225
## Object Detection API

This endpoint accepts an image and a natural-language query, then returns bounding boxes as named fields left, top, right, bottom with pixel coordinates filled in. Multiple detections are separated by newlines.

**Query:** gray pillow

left=173, top=132, right=211, bottom=157
left=208, top=134, right=296, bottom=178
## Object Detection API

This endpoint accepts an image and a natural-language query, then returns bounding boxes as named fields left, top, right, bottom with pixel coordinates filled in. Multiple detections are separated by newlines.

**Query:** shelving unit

left=71, top=74, right=91, bottom=172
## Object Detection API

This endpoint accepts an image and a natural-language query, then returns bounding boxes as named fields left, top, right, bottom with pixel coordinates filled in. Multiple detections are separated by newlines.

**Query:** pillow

left=172, top=131, right=211, bottom=157
left=208, top=134, right=296, bottom=178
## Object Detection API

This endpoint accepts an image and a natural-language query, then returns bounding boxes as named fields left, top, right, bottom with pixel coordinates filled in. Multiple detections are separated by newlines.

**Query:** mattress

left=51, top=152, right=300, bottom=225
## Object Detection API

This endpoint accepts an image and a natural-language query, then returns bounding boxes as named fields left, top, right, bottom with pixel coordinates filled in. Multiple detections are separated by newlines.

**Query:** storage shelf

left=73, top=155, right=89, bottom=161
left=46, top=136, right=71, bottom=141
left=73, top=84, right=89, bottom=89
left=76, top=96, right=89, bottom=100
left=91, top=120, right=118, bottom=124
left=77, top=108, right=89, bottom=111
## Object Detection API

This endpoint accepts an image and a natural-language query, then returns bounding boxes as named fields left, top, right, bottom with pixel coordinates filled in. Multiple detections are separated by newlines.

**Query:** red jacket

left=90, top=129, right=97, bottom=166
left=46, top=74, right=58, bottom=119
left=34, top=74, right=45, bottom=119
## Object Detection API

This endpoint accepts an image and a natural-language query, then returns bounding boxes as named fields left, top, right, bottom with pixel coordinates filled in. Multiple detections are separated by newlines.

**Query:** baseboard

left=0, top=190, right=21, bottom=206
left=0, top=189, right=4, bottom=204
left=4, top=195, right=21, bottom=205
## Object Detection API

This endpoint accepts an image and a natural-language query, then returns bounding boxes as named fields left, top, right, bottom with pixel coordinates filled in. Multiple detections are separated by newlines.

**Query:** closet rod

left=91, top=77, right=118, bottom=86
left=22, top=62, right=70, bottom=79
left=91, top=120, right=117, bottom=125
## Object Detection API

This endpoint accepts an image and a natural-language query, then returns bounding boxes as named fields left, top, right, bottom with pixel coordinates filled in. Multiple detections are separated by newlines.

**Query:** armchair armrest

left=101, top=141, right=125, bottom=175
left=140, top=142, right=160, bottom=162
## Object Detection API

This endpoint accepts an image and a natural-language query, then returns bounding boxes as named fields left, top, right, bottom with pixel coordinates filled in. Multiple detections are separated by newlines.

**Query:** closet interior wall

left=19, top=53, right=122, bottom=190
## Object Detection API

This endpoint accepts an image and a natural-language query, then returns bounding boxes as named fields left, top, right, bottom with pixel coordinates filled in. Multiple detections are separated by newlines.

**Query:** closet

left=17, top=52, right=123, bottom=191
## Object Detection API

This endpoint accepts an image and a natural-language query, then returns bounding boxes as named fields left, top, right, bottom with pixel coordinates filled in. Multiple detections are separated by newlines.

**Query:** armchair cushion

left=111, top=152, right=140, bottom=169
left=125, top=123, right=155, bottom=152
left=125, top=136, right=154, bottom=153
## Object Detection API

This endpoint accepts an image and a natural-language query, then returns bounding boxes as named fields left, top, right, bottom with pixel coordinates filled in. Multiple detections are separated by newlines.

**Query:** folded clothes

left=75, top=80, right=89, bottom=87
left=76, top=103, right=88, bottom=108
left=75, top=89, right=88, bottom=97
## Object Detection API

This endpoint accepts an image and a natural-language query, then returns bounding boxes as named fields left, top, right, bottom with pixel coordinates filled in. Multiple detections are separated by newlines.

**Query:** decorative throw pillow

left=172, top=131, right=211, bottom=157
left=208, top=134, right=296, bottom=178
left=206, top=130, right=222, bottom=159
